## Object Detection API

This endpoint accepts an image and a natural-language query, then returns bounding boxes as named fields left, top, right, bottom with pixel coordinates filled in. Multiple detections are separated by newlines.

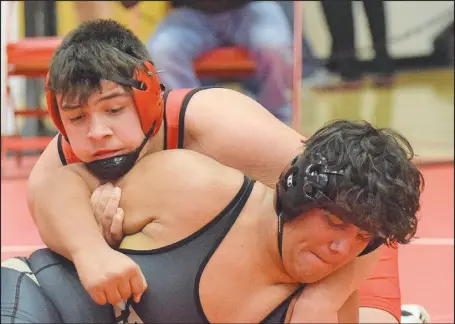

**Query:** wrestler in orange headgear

left=46, top=61, right=165, bottom=181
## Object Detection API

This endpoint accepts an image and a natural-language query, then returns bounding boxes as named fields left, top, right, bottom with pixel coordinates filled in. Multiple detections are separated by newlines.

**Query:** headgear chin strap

left=85, top=121, right=156, bottom=181
left=274, top=154, right=345, bottom=258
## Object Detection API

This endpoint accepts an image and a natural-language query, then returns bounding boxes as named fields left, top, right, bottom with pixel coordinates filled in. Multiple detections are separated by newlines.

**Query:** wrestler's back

left=117, top=149, right=247, bottom=237
left=116, top=149, right=301, bottom=323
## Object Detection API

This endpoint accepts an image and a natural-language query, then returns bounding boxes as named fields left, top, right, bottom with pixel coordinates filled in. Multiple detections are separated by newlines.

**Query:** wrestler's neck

left=255, top=188, right=297, bottom=286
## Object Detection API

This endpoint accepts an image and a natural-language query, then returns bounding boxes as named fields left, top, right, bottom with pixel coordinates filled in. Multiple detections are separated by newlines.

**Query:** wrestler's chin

left=293, top=251, right=332, bottom=283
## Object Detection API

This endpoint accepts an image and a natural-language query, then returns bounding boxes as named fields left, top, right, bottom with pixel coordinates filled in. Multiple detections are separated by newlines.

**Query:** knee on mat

left=1, top=258, right=63, bottom=323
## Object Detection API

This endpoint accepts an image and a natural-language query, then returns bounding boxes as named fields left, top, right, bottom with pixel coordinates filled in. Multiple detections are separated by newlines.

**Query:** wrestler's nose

left=329, top=239, right=350, bottom=256
left=326, top=228, right=357, bottom=261
left=88, top=114, right=113, bottom=140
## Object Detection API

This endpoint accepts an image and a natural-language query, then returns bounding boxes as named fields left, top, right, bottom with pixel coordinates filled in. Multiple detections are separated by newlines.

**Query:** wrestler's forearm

left=31, top=166, right=107, bottom=261
left=291, top=248, right=381, bottom=321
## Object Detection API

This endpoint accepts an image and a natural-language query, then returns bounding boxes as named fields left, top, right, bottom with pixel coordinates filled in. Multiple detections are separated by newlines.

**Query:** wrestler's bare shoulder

left=118, top=149, right=250, bottom=221
left=142, top=149, right=269, bottom=209
left=119, top=149, right=269, bottom=247
left=129, top=149, right=269, bottom=204
left=135, top=148, right=244, bottom=180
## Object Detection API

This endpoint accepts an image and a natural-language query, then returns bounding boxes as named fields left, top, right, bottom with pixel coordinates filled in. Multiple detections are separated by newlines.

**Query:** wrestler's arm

left=185, top=88, right=304, bottom=188
left=27, top=136, right=105, bottom=260
left=290, top=247, right=382, bottom=323
left=29, top=154, right=148, bottom=305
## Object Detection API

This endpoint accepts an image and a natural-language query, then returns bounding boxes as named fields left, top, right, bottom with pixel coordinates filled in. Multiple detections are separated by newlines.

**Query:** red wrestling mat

left=399, top=163, right=454, bottom=323
left=1, top=157, right=454, bottom=322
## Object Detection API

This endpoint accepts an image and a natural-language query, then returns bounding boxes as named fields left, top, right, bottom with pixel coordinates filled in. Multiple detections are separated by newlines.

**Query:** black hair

left=301, top=120, right=424, bottom=245
left=48, top=19, right=151, bottom=107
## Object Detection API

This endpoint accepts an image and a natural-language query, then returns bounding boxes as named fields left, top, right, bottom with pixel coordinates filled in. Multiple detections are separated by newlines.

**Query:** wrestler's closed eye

left=68, top=112, right=85, bottom=123
left=107, top=107, right=125, bottom=114
left=356, top=231, right=372, bottom=242
left=324, top=212, right=349, bottom=229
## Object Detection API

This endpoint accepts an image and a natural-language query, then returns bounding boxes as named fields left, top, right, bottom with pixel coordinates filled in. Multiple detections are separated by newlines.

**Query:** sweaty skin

left=40, top=148, right=376, bottom=323
left=28, top=88, right=379, bottom=321
left=115, top=150, right=376, bottom=323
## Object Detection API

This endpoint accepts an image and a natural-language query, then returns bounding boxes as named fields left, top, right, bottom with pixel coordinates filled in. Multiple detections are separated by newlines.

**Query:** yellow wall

left=17, top=1, right=24, bottom=38
left=17, top=1, right=167, bottom=41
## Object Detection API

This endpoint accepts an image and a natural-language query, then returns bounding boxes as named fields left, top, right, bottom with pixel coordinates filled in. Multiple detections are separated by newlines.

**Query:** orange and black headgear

left=46, top=61, right=165, bottom=181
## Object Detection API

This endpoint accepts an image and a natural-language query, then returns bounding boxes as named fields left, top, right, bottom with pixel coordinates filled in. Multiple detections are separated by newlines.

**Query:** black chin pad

left=84, top=124, right=156, bottom=182
left=85, top=151, right=140, bottom=181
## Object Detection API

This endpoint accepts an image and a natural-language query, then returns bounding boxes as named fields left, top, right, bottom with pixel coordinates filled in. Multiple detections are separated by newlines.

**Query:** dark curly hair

left=302, top=120, right=424, bottom=245
left=48, top=19, right=151, bottom=107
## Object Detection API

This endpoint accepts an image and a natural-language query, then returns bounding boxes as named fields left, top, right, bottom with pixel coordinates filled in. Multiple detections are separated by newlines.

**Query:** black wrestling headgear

left=274, top=153, right=350, bottom=257
left=274, top=153, right=350, bottom=221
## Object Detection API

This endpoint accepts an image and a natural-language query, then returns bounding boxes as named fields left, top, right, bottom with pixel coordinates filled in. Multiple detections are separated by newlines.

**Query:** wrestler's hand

left=73, top=244, right=147, bottom=306
left=91, top=183, right=124, bottom=247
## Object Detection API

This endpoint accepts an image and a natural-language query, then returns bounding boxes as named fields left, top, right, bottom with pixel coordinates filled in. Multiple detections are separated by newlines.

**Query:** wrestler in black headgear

left=274, top=153, right=383, bottom=257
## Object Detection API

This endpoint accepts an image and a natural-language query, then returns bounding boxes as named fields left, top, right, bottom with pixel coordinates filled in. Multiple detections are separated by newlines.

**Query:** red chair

left=193, top=47, right=256, bottom=79
left=161, top=2, right=257, bottom=80
left=162, top=1, right=302, bottom=128
left=2, top=37, right=57, bottom=170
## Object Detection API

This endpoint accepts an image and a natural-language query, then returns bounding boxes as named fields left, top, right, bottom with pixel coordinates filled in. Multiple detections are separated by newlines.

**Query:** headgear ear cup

left=45, top=73, right=67, bottom=138
left=276, top=154, right=338, bottom=222
left=45, top=60, right=164, bottom=139
left=131, top=61, right=164, bottom=136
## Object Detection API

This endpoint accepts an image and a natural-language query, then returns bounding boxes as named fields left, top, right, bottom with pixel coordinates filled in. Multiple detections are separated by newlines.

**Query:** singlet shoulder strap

left=57, top=133, right=81, bottom=165
left=260, top=285, right=306, bottom=324
left=163, top=87, right=219, bottom=150
left=164, top=88, right=194, bottom=150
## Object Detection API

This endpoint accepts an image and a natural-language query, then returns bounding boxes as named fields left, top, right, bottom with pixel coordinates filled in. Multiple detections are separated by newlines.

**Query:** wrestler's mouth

left=93, top=149, right=123, bottom=160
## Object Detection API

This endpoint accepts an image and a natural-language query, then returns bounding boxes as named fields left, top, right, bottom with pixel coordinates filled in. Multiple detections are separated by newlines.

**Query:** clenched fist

left=84, top=182, right=148, bottom=306
left=73, top=244, right=147, bottom=306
